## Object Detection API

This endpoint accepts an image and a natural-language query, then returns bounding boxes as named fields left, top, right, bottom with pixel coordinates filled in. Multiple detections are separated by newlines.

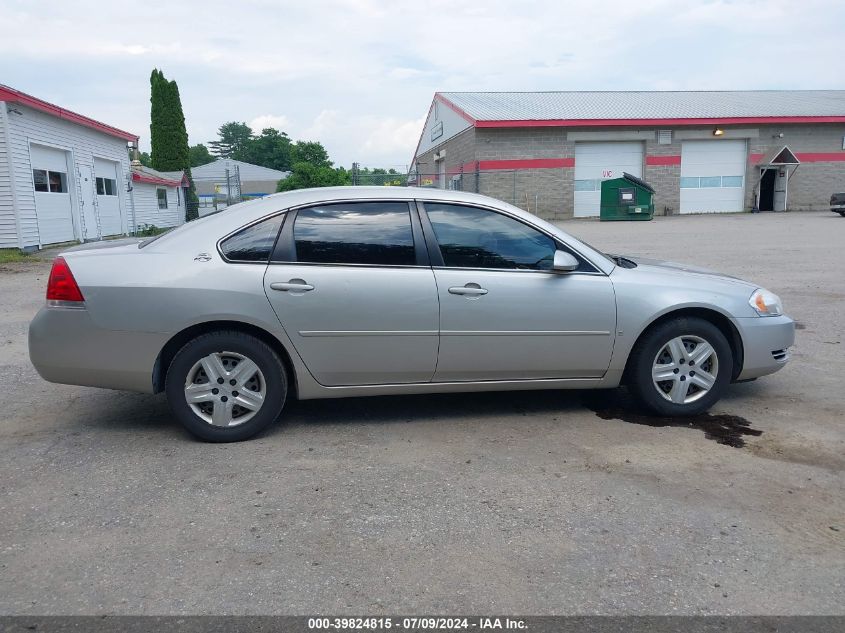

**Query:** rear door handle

left=270, top=280, right=314, bottom=292
left=448, top=283, right=488, bottom=296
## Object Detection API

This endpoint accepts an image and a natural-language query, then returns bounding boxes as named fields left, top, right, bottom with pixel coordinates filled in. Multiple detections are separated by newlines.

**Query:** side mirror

left=553, top=250, right=579, bottom=273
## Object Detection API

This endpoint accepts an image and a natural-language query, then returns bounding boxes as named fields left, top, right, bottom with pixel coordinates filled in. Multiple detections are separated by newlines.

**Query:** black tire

left=165, top=330, right=287, bottom=442
left=627, top=317, right=732, bottom=417
left=839, top=211, right=845, bottom=217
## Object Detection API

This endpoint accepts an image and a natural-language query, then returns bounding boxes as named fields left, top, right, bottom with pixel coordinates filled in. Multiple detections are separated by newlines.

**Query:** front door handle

left=270, top=280, right=314, bottom=292
left=448, top=283, right=488, bottom=296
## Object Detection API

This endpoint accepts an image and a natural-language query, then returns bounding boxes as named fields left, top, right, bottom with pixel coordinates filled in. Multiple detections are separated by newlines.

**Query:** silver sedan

left=29, top=187, right=794, bottom=441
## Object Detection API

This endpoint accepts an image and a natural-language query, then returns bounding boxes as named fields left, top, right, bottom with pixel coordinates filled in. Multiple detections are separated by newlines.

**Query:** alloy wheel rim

left=184, top=351, right=266, bottom=427
left=651, top=335, right=718, bottom=405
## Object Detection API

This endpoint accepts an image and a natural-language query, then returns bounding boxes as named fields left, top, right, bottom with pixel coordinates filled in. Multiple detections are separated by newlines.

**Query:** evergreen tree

left=149, top=69, right=198, bottom=220
left=208, top=122, right=253, bottom=159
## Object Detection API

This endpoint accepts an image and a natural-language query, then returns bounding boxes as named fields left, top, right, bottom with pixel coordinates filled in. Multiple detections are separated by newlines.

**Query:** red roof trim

left=477, top=158, right=574, bottom=170
left=474, top=116, right=845, bottom=128
left=132, top=172, right=181, bottom=187
left=795, top=152, right=845, bottom=162
left=646, top=155, right=682, bottom=166
left=434, top=93, right=478, bottom=125
left=0, top=85, right=138, bottom=142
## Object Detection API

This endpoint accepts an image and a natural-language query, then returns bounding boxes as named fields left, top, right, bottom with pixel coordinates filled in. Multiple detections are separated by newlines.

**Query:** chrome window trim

left=268, top=261, right=431, bottom=269
left=431, top=265, right=605, bottom=277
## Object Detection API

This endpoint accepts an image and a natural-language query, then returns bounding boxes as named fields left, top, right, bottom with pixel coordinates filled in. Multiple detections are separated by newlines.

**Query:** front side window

left=425, top=203, right=556, bottom=271
left=293, top=202, right=416, bottom=266
left=221, top=214, right=284, bottom=262
left=157, top=188, right=168, bottom=209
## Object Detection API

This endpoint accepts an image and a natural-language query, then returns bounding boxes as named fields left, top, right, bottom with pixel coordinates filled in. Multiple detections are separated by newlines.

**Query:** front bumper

left=732, top=314, right=795, bottom=381
left=29, top=305, right=168, bottom=393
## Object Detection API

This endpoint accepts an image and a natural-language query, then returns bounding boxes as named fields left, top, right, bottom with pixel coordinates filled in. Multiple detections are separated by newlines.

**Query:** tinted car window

left=221, top=214, right=284, bottom=262
left=425, top=203, right=556, bottom=270
left=293, top=202, right=415, bottom=266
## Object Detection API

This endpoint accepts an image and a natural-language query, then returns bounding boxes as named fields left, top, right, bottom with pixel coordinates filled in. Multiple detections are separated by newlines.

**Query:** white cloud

left=249, top=114, right=291, bottom=132
left=362, top=117, right=426, bottom=162
left=299, top=110, right=342, bottom=141
left=1, top=0, right=842, bottom=165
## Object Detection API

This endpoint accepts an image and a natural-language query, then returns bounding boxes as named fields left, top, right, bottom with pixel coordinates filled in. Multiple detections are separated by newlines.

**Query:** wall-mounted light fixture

left=712, top=128, right=725, bottom=137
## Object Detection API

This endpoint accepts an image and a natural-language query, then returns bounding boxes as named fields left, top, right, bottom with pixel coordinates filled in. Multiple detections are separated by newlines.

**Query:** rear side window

left=425, top=203, right=556, bottom=270
left=220, top=214, right=284, bottom=262
left=293, top=202, right=415, bottom=266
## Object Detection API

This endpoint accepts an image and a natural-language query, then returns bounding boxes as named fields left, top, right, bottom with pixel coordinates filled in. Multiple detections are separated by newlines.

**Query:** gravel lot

left=0, top=210, right=843, bottom=615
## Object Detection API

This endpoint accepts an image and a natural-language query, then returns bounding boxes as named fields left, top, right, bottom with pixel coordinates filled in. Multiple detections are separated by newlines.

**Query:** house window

left=176, top=187, right=181, bottom=207
left=96, top=177, right=117, bottom=196
left=157, top=188, right=168, bottom=209
left=33, top=169, right=67, bottom=193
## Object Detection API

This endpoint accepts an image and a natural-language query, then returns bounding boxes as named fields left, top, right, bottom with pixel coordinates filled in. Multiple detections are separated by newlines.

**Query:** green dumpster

left=600, top=172, right=655, bottom=221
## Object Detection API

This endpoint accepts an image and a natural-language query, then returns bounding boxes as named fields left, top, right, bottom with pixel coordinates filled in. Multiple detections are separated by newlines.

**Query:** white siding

left=415, top=98, right=472, bottom=157
left=0, top=105, right=18, bottom=248
left=5, top=104, right=132, bottom=247
left=131, top=182, right=184, bottom=230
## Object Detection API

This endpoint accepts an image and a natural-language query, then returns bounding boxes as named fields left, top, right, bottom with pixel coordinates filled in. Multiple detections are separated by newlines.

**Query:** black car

left=832, top=193, right=845, bottom=216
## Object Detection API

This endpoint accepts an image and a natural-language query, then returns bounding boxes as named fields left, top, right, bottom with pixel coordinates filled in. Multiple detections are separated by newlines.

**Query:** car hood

left=619, top=255, right=758, bottom=289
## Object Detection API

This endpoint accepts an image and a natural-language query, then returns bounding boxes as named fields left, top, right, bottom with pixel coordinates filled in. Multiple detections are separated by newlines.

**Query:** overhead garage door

left=30, top=144, right=75, bottom=245
left=574, top=142, right=643, bottom=217
left=680, top=140, right=746, bottom=213
left=94, top=158, right=123, bottom=236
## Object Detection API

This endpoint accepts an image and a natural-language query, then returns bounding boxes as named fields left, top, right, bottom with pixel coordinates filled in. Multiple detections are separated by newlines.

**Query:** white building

left=192, top=158, right=289, bottom=202
left=0, top=84, right=137, bottom=249
left=129, top=165, right=187, bottom=231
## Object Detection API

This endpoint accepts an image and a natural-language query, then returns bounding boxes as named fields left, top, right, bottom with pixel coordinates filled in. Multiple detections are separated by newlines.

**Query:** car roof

left=147, top=186, right=615, bottom=274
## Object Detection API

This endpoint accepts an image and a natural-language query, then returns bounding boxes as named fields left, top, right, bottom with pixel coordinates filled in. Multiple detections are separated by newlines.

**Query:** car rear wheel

left=165, top=331, right=287, bottom=442
left=627, top=317, right=732, bottom=416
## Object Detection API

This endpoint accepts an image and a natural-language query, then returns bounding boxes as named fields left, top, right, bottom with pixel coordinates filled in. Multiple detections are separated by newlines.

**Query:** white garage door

left=574, top=142, right=643, bottom=217
left=30, top=144, right=76, bottom=245
left=680, top=140, right=747, bottom=213
left=94, top=158, right=123, bottom=236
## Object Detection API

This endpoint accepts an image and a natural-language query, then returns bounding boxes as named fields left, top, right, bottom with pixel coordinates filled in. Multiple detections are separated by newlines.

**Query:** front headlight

left=749, top=288, right=783, bottom=316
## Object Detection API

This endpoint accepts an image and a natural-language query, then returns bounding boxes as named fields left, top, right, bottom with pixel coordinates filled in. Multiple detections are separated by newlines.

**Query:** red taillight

left=46, top=257, right=84, bottom=302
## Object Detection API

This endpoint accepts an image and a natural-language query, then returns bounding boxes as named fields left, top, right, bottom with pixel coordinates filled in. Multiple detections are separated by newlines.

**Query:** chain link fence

left=193, top=164, right=244, bottom=216
left=405, top=169, right=567, bottom=219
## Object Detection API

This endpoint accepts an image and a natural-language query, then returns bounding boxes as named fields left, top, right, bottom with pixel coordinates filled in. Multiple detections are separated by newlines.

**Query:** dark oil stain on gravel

left=794, top=322, right=807, bottom=330
left=582, top=392, right=762, bottom=448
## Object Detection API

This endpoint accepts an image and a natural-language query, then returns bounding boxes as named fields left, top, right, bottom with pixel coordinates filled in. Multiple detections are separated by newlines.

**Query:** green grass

left=135, top=224, right=170, bottom=237
left=0, top=249, right=32, bottom=264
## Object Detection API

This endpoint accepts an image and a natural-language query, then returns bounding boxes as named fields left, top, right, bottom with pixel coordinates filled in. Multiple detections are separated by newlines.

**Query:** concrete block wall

left=414, top=123, right=845, bottom=220
left=748, top=124, right=845, bottom=210
left=415, top=127, right=476, bottom=188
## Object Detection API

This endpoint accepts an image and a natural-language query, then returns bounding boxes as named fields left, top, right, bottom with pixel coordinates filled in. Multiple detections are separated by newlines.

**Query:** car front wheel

left=628, top=317, right=732, bottom=416
left=165, top=331, right=287, bottom=442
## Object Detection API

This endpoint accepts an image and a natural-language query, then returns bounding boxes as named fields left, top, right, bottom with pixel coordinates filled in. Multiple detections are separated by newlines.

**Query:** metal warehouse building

left=410, top=91, right=845, bottom=220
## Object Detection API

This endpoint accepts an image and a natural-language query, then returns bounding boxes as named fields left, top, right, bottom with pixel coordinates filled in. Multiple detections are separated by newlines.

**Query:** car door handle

left=448, top=284, right=488, bottom=296
left=270, top=280, right=314, bottom=292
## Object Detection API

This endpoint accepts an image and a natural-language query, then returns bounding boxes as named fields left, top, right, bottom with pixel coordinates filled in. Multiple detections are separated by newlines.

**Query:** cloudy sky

left=1, top=0, right=842, bottom=168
